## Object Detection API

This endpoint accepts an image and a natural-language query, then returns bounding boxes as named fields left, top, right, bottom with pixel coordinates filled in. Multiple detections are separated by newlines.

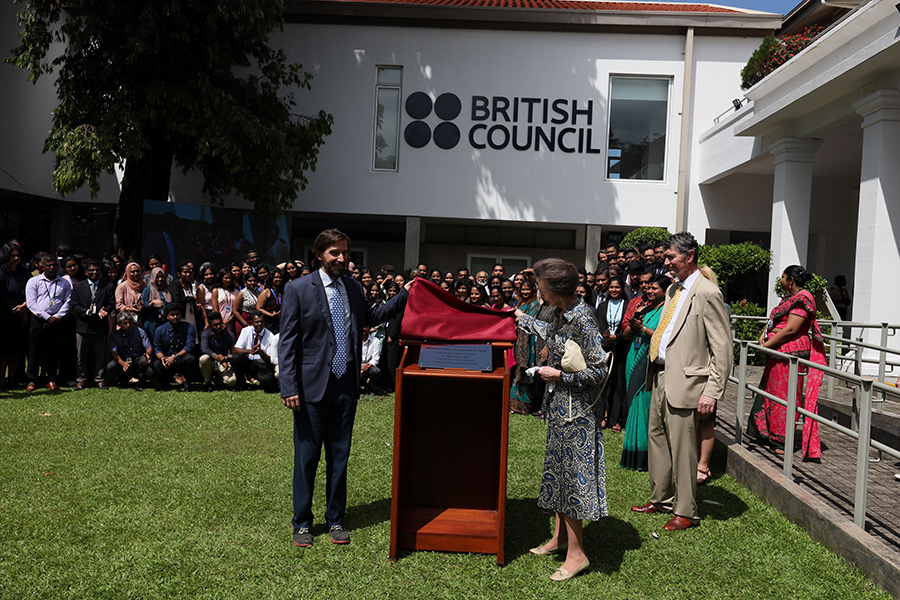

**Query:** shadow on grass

left=341, top=496, right=392, bottom=534
left=505, top=498, right=640, bottom=573
left=584, top=516, right=641, bottom=574
left=697, top=483, right=750, bottom=521
left=2, top=388, right=66, bottom=400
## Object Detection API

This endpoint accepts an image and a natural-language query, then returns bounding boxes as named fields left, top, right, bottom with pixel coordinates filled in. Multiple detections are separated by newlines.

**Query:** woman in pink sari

left=747, top=265, right=825, bottom=461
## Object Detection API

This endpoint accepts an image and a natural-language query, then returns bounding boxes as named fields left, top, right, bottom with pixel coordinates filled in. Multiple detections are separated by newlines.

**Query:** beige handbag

left=561, top=339, right=587, bottom=373
left=558, top=339, right=614, bottom=423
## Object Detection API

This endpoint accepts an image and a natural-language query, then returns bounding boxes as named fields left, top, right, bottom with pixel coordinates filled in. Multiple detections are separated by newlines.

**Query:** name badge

left=49, top=299, right=56, bottom=308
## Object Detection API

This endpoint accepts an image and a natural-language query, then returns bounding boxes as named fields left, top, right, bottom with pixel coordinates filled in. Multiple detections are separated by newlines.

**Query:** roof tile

left=311, top=0, right=742, bottom=12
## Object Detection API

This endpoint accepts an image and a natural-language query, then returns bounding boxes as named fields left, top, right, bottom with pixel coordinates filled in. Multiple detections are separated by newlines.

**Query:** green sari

left=620, top=303, right=663, bottom=471
left=510, top=298, right=541, bottom=414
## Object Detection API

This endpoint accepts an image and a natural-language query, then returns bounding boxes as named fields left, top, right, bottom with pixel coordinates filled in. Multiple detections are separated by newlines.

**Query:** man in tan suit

left=631, top=232, right=733, bottom=530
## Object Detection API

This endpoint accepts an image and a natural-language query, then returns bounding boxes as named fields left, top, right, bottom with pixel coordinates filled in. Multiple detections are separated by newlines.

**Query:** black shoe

left=205, top=382, right=215, bottom=393
left=329, top=524, right=350, bottom=544
left=293, top=527, right=312, bottom=547
left=182, top=381, right=191, bottom=393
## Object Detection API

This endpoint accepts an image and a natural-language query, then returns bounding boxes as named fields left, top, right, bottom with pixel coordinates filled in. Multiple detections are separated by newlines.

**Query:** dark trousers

left=150, top=354, right=198, bottom=384
left=27, top=316, right=62, bottom=384
left=105, top=356, right=149, bottom=385
left=59, top=317, right=78, bottom=384
left=601, top=344, right=629, bottom=427
left=292, top=368, right=358, bottom=529
left=76, top=332, right=109, bottom=383
left=360, top=365, right=381, bottom=392
left=232, top=353, right=277, bottom=392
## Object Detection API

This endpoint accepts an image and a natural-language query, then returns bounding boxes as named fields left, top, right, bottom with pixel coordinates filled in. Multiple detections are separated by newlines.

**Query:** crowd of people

left=0, top=237, right=705, bottom=446
left=2, top=228, right=836, bottom=577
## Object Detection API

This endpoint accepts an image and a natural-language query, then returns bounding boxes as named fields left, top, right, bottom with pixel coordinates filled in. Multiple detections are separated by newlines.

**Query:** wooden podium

left=388, top=341, right=512, bottom=564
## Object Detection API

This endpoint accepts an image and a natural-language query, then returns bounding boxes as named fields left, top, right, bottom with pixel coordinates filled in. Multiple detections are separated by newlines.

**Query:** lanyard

left=43, top=278, right=59, bottom=300
left=607, top=299, right=624, bottom=330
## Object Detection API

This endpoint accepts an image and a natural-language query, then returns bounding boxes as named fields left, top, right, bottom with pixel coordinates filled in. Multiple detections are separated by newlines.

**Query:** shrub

left=699, top=242, right=771, bottom=300
left=620, top=227, right=670, bottom=250
left=730, top=299, right=767, bottom=366
left=740, top=26, right=824, bottom=90
left=773, top=272, right=828, bottom=298
left=740, top=35, right=778, bottom=90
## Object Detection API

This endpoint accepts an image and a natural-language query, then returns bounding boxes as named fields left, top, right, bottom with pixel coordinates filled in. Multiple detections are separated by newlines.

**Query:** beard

left=322, top=260, right=345, bottom=280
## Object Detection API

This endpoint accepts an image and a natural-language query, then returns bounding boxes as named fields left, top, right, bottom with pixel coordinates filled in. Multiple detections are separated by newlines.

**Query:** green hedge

left=730, top=299, right=767, bottom=366
left=699, top=242, right=771, bottom=300
left=620, top=227, right=670, bottom=250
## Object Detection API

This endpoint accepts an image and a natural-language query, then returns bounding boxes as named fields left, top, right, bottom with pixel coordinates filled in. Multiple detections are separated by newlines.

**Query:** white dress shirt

left=657, top=268, right=701, bottom=364
left=235, top=326, right=274, bottom=361
left=361, top=335, right=382, bottom=367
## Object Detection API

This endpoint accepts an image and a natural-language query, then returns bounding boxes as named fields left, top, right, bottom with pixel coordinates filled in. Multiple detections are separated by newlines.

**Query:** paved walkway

left=717, top=367, right=900, bottom=552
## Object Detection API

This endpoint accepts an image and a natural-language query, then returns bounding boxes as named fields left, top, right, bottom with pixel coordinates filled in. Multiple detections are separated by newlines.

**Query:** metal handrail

left=731, top=315, right=900, bottom=330
left=731, top=315, right=900, bottom=403
left=730, top=339, right=900, bottom=528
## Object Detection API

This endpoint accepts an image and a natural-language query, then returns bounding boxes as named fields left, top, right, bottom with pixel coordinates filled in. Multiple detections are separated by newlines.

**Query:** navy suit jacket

left=278, top=270, right=408, bottom=403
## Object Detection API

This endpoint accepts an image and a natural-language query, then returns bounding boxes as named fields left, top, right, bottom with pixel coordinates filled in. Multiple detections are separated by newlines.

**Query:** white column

left=767, top=137, right=822, bottom=311
left=585, top=224, right=603, bottom=272
left=852, top=90, right=900, bottom=332
left=404, top=216, right=421, bottom=272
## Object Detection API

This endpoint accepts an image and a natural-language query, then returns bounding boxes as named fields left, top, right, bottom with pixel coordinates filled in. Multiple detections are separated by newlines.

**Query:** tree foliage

left=620, top=227, right=670, bottom=250
left=7, top=0, right=333, bottom=259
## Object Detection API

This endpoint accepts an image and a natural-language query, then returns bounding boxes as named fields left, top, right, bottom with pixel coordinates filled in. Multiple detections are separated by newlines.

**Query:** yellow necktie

left=649, top=284, right=682, bottom=362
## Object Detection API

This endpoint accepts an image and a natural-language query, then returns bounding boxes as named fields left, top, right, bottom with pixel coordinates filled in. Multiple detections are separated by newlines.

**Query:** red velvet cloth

left=401, top=278, right=517, bottom=342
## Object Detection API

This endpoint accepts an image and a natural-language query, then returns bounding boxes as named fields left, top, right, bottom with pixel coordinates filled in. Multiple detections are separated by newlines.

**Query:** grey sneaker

left=330, top=524, right=350, bottom=544
left=292, top=527, right=312, bottom=547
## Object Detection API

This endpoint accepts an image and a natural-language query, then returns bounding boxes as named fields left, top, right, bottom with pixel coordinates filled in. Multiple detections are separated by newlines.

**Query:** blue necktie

left=331, top=282, right=347, bottom=378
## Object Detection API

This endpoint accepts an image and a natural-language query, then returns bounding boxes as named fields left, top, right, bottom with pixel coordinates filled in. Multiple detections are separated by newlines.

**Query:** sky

left=670, top=0, right=801, bottom=15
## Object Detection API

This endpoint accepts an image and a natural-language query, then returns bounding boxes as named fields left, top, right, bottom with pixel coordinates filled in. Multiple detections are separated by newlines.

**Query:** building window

left=373, top=67, right=402, bottom=171
left=607, top=77, right=670, bottom=181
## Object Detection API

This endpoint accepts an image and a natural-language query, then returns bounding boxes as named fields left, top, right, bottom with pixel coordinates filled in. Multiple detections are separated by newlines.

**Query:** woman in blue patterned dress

left=516, top=258, right=608, bottom=582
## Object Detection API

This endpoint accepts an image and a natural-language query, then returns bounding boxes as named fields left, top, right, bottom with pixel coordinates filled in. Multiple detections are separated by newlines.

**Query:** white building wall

left=276, top=23, right=757, bottom=228
left=687, top=35, right=770, bottom=241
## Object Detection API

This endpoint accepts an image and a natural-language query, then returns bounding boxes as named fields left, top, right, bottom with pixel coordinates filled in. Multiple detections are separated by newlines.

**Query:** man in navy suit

left=279, top=229, right=410, bottom=547
left=71, top=261, right=116, bottom=389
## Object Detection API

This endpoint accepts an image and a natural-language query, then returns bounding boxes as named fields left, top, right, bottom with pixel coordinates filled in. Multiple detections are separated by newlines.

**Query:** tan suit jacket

left=648, top=273, right=733, bottom=409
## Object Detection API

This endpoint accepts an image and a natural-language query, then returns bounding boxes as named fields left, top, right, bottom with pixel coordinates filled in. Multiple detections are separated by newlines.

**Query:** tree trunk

left=114, top=138, right=173, bottom=262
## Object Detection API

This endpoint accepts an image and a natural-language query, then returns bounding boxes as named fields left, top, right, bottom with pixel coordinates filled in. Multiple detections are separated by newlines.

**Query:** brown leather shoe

left=663, top=516, right=697, bottom=531
left=631, top=503, right=660, bottom=514
left=25, top=382, right=37, bottom=392
left=74, top=382, right=85, bottom=391
left=97, top=382, right=108, bottom=390
left=46, top=381, right=59, bottom=391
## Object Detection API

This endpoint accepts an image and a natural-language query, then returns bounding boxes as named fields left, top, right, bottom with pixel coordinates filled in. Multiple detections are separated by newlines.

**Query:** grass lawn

left=0, top=387, right=889, bottom=599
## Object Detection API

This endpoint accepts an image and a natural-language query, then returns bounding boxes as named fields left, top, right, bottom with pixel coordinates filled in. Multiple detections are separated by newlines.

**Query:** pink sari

left=747, top=290, right=825, bottom=459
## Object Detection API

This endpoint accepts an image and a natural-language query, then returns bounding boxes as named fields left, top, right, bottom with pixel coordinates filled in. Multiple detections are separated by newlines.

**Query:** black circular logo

left=404, top=92, right=461, bottom=150
left=433, top=122, right=461, bottom=150
left=435, top=93, right=462, bottom=120
left=404, top=121, right=431, bottom=149
left=405, top=92, right=433, bottom=120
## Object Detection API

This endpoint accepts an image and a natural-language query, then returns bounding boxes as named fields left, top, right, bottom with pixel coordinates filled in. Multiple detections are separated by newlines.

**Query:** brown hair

left=532, top=258, right=578, bottom=297
left=312, top=229, right=351, bottom=268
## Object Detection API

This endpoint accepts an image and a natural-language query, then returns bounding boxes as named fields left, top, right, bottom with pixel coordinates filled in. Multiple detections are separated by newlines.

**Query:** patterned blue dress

left=519, top=299, right=609, bottom=521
